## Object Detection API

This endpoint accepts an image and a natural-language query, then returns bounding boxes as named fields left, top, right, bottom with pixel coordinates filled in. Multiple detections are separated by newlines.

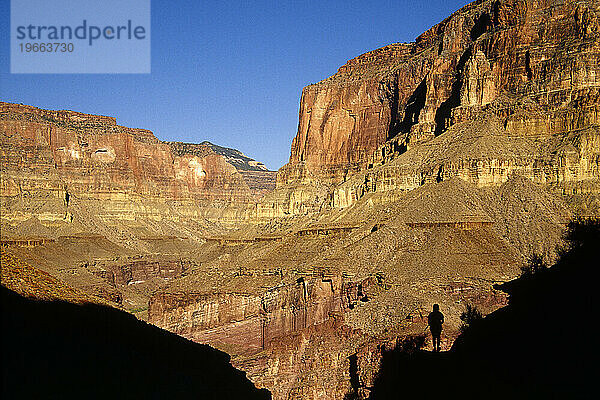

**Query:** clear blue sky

left=0, top=0, right=468, bottom=170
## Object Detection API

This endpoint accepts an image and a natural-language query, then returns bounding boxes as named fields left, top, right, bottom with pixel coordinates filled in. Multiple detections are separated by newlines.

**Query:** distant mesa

left=199, top=140, right=271, bottom=172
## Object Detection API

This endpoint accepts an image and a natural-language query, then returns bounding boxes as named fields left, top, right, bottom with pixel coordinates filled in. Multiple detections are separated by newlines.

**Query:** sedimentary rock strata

left=0, top=102, right=275, bottom=235
left=273, top=0, right=600, bottom=215
left=149, top=273, right=343, bottom=353
left=3, top=1, right=600, bottom=399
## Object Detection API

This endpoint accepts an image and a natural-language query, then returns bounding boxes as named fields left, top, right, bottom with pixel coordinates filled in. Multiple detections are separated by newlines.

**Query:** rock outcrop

left=0, top=102, right=276, bottom=237
left=272, top=0, right=600, bottom=216
left=169, top=140, right=277, bottom=197
left=1, top=286, right=271, bottom=400
left=149, top=273, right=344, bottom=354
left=0, top=103, right=250, bottom=200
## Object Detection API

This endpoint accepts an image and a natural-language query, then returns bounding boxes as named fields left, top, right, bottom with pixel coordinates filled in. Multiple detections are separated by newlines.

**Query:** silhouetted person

left=428, top=304, right=444, bottom=352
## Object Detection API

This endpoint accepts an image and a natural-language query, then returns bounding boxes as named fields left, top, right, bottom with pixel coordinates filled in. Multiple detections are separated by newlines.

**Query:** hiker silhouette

left=427, top=304, right=444, bottom=352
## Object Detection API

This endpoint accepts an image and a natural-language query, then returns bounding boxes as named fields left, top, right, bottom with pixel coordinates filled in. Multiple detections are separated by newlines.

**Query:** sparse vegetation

left=519, top=253, right=548, bottom=277
left=0, top=248, right=112, bottom=306
left=398, top=334, right=426, bottom=354
left=563, top=217, right=600, bottom=251
left=459, top=303, right=483, bottom=334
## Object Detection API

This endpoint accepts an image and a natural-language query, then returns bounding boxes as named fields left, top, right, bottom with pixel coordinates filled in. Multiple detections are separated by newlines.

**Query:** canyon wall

left=147, top=224, right=515, bottom=399
left=270, top=0, right=600, bottom=216
left=147, top=174, right=544, bottom=399
left=0, top=103, right=252, bottom=201
left=148, top=1, right=599, bottom=398
left=0, top=102, right=275, bottom=234
left=148, top=274, right=344, bottom=354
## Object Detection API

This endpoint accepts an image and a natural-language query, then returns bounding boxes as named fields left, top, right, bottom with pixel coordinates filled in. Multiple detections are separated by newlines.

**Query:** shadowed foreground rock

left=0, top=287, right=271, bottom=400
left=367, top=220, right=599, bottom=400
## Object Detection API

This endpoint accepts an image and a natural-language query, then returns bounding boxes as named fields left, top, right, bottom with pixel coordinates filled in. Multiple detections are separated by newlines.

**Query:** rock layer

left=273, top=0, right=600, bottom=215
left=149, top=273, right=344, bottom=354
left=147, top=176, right=551, bottom=399
left=0, top=102, right=259, bottom=201
left=0, top=102, right=276, bottom=235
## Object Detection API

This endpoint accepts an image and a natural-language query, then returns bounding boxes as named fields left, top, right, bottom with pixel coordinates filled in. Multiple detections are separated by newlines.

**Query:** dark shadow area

left=396, top=79, right=427, bottom=135
left=470, top=13, right=492, bottom=41
left=369, top=219, right=599, bottom=399
left=349, top=354, right=360, bottom=391
left=386, top=85, right=401, bottom=140
left=1, top=288, right=271, bottom=400
left=525, top=50, right=533, bottom=81
left=434, top=48, right=472, bottom=136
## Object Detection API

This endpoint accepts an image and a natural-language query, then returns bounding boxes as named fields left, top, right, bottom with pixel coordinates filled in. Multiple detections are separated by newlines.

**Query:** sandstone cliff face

left=169, top=141, right=277, bottom=198
left=0, top=103, right=277, bottom=235
left=147, top=272, right=410, bottom=398
left=148, top=274, right=344, bottom=354
left=331, top=115, right=599, bottom=208
left=0, top=102, right=253, bottom=201
left=273, top=0, right=600, bottom=215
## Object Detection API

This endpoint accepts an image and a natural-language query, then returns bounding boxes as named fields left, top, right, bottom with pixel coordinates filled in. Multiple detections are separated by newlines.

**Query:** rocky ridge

left=170, top=140, right=277, bottom=196
left=1, top=285, right=271, bottom=400
left=0, top=102, right=276, bottom=240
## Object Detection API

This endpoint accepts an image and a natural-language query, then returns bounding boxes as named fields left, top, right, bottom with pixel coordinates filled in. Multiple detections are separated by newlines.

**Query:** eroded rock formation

left=3, top=1, right=600, bottom=399
left=149, top=273, right=343, bottom=353
left=271, top=0, right=600, bottom=216
left=0, top=103, right=251, bottom=200
left=0, top=102, right=276, bottom=238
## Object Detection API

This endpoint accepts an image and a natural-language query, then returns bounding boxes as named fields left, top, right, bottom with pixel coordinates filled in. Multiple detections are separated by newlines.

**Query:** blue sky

left=0, top=0, right=468, bottom=170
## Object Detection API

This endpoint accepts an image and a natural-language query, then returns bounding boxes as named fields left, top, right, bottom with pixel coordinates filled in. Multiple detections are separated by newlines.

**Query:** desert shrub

left=563, top=218, right=600, bottom=251
left=520, top=253, right=548, bottom=277
left=397, top=334, right=426, bottom=353
left=459, top=303, right=483, bottom=334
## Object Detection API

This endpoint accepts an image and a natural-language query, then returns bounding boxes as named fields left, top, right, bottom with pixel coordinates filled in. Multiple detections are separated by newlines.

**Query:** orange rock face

left=278, top=0, right=600, bottom=195
left=148, top=275, right=344, bottom=354
left=0, top=102, right=254, bottom=202
left=147, top=273, right=379, bottom=397
left=0, top=103, right=280, bottom=236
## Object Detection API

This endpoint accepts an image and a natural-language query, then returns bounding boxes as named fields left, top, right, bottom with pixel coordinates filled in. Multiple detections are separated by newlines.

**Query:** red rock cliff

left=0, top=102, right=254, bottom=202
left=0, top=103, right=280, bottom=236
left=278, top=0, right=600, bottom=196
